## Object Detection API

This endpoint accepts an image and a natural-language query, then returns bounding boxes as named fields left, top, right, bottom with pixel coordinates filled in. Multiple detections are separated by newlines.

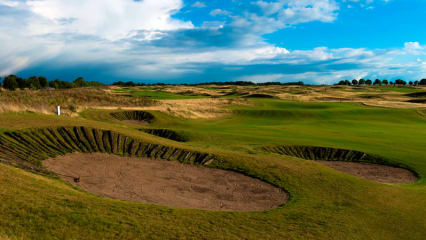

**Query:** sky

left=0, top=0, right=426, bottom=84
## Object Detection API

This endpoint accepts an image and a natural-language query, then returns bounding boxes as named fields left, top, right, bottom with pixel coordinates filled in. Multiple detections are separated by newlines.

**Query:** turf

left=0, top=98, right=425, bottom=239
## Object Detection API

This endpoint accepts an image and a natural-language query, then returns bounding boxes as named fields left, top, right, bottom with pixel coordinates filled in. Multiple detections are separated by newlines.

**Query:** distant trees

left=49, top=79, right=73, bottom=89
left=373, top=79, right=382, bottom=85
left=335, top=78, right=426, bottom=87
left=395, top=79, right=407, bottom=86
left=0, top=74, right=103, bottom=91
left=39, top=76, right=48, bottom=88
left=337, top=80, right=351, bottom=86
left=3, top=75, right=19, bottom=90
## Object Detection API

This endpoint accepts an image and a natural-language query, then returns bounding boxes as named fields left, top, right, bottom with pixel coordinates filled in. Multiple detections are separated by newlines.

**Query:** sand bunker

left=44, top=153, right=288, bottom=211
left=110, top=111, right=154, bottom=124
left=316, top=161, right=417, bottom=184
left=262, top=145, right=417, bottom=184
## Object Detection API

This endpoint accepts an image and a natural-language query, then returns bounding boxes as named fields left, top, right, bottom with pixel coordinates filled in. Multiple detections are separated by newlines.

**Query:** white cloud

left=0, top=0, right=19, bottom=7
left=238, top=74, right=285, bottom=83
left=210, top=9, right=231, bottom=16
left=191, top=1, right=206, bottom=8
left=24, top=0, right=193, bottom=40
left=256, top=0, right=339, bottom=25
left=404, top=42, right=423, bottom=51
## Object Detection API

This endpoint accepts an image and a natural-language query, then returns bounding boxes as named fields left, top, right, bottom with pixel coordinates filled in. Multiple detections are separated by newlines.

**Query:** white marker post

left=57, top=106, right=61, bottom=116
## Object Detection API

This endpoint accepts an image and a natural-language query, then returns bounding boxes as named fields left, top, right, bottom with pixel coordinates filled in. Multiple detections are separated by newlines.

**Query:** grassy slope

left=0, top=99, right=425, bottom=240
left=114, top=88, right=209, bottom=100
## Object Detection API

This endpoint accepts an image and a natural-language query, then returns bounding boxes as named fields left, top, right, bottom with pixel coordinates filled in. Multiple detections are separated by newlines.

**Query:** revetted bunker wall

left=110, top=111, right=155, bottom=122
left=143, top=129, right=187, bottom=142
left=0, top=127, right=216, bottom=175
left=261, top=145, right=389, bottom=164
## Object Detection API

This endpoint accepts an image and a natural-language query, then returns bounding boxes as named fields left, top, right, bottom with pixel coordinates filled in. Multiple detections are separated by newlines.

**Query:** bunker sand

left=316, top=161, right=417, bottom=184
left=44, top=153, right=288, bottom=211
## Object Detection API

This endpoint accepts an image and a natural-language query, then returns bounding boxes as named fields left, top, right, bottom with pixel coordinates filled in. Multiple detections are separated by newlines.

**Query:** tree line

left=336, top=78, right=426, bottom=86
left=0, top=75, right=103, bottom=90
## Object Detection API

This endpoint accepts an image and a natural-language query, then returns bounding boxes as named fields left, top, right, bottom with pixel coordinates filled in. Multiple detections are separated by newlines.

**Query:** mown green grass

left=0, top=99, right=425, bottom=239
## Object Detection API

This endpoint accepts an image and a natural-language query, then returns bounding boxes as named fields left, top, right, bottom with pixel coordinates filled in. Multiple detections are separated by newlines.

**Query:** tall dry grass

left=0, top=87, right=157, bottom=116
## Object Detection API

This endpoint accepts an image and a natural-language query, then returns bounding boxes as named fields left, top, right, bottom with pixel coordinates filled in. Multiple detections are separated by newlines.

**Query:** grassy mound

left=110, top=111, right=154, bottom=122
left=142, top=129, right=187, bottom=142
left=0, top=127, right=216, bottom=175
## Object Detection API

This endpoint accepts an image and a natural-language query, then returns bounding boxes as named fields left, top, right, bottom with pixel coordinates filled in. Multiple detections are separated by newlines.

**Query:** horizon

left=1, top=0, right=426, bottom=84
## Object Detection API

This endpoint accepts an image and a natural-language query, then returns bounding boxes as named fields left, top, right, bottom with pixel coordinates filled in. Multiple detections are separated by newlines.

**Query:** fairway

left=0, top=87, right=425, bottom=239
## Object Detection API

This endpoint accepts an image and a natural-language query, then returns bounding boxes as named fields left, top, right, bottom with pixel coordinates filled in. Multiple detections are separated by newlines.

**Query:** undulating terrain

left=0, top=84, right=425, bottom=240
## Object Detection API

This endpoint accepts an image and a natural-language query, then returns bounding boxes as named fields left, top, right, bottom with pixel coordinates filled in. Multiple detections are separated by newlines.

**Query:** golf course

left=0, top=84, right=425, bottom=240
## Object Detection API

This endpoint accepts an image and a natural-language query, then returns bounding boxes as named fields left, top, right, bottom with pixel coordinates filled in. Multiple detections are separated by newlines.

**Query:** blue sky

left=1, top=0, right=426, bottom=84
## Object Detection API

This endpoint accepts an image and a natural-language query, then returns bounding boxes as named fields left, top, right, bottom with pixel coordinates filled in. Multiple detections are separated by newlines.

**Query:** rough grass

left=0, top=87, right=156, bottom=116
left=0, top=95, right=425, bottom=239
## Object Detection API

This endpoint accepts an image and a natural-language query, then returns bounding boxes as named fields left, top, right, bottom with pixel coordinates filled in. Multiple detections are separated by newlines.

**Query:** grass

left=0, top=87, right=156, bottom=116
left=0, top=90, right=425, bottom=239
left=114, top=88, right=210, bottom=100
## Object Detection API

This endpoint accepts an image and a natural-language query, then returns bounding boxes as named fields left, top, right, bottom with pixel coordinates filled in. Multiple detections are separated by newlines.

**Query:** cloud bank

left=0, top=0, right=425, bottom=84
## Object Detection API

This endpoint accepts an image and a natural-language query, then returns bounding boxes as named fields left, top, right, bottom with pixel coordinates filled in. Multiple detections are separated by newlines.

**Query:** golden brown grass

left=0, top=87, right=156, bottom=116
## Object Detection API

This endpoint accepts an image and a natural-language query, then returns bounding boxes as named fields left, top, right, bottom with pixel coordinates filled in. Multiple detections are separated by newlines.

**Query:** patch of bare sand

left=44, top=153, right=288, bottom=211
left=315, top=161, right=417, bottom=184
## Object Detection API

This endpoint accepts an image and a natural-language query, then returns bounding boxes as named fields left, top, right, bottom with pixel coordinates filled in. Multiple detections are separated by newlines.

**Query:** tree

left=352, top=79, right=358, bottom=85
left=73, top=77, right=87, bottom=88
left=420, top=79, right=426, bottom=85
left=359, top=79, right=366, bottom=85
left=59, top=80, right=73, bottom=89
left=373, top=79, right=382, bottom=86
left=49, top=79, right=60, bottom=89
left=409, top=81, right=413, bottom=86
left=366, top=79, right=372, bottom=85
left=28, top=76, right=41, bottom=89
left=414, top=81, right=419, bottom=86
left=395, top=79, right=407, bottom=86
left=39, top=76, right=48, bottom=88
left=382, top=79, right=389, bottom=85
left=3, top=75, right=19, bottom=90
left=17, top=77, right=27, bottom=89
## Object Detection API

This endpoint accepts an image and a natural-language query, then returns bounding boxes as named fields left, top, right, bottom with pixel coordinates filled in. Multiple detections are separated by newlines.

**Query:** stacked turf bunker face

left=0, top=127, right=216, bottom=175
left=142, top=129, right=187, bottom=142
left=261, top=145, right=383, bottom=163
left=261, top=145, right=418, bottom=183
left=0, top=127, right=289, bottom=211
left=110, top=111, right=155, bottom=123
